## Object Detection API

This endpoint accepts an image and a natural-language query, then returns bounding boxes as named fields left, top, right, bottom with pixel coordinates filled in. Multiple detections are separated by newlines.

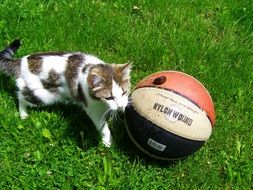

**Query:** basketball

left=125, top=71, right=215, bottom=161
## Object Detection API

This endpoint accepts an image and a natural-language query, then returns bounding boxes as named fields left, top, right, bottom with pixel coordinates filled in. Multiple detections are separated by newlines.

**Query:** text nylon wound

left=153, top=102, right=193, bottom=126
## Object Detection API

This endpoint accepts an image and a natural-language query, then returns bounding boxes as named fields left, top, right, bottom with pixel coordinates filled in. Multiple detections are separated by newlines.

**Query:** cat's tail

left=0, top=39, right=22, bottom=76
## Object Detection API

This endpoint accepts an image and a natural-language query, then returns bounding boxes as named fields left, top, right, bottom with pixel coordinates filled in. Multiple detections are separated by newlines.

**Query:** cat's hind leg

left=17, top=89, right=39, bottom=119
left=16, top=78, right=29, bottom=119
left=18, top=98, right=29, bottom=119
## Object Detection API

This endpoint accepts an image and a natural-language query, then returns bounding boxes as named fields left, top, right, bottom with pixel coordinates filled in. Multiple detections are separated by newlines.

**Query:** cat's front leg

left=83, top=98, right=113, bottom=147
left=100, top=122, right=112, bottom=147
left=85, top=107, right=113, bottom=147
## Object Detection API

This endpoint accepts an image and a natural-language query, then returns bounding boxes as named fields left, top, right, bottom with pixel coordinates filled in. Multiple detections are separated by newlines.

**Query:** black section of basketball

left=125, top=103, right=205, bottom=160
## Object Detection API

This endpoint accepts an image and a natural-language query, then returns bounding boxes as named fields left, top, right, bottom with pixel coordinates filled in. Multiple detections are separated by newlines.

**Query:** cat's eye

left=122, top=90, right=127, bottom=95
left=105, top=96, right=114, bottom=100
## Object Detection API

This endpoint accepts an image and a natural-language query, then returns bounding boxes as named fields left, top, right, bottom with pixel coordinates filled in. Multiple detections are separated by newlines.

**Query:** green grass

left=0, top=0, right=252, bottom=189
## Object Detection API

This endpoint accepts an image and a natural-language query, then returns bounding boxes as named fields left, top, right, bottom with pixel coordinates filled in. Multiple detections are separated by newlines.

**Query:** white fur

left=40, top=55, right=68, bottom=78
left=84, top=54, right=104, bottom=64
left=33, top=89, right=59, bottom=104
left=16, top=77, right=26, bottom=90
left=107, top=80, right=128, bottom=111
left=100, top=123, right=112, bottom=147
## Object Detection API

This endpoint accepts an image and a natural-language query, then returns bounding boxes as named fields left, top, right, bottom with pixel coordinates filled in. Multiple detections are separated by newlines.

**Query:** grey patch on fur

left=0, top=58, right=21, bottom=76
left=22, top=86, right=42, bottom=105
left=65, top=53, right=84, bottom=99
left=12, top=59, right=21, bottom=76
left=82, top=64, right=91, bottom=73
left=0, top=39, right=22, bottom=76
left=27, top=56, right=43, bottom=74
left=41, top=69, right=61, bottom=94
left=0, top=40, right=21, bottom=58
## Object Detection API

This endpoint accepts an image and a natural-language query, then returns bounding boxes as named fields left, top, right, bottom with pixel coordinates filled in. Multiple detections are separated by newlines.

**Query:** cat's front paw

left=100, top=123, right=113, bottom=147
left=20, top=112, right=28, bottom=119
left=102, top=135, right=112, bottom=147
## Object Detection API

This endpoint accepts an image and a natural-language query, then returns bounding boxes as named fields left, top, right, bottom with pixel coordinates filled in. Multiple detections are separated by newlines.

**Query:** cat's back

left=17, top=52, right=105, bottom=98
left=21, top=52, right=104, bottom=75
left=22, top=52, right=79, bottom=75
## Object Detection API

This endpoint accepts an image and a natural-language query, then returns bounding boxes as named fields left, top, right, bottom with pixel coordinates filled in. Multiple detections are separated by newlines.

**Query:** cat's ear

left=91, top=75, right=102, bottom=87
left=87, top=73, right=104, bottom=90
left=118, top=63, right=132, bottom=80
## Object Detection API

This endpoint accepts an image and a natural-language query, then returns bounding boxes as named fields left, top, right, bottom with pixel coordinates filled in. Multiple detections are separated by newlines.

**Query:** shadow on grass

left=0, top=74, right=17, bottom=97
left=44, top=104, right=100, bottom=149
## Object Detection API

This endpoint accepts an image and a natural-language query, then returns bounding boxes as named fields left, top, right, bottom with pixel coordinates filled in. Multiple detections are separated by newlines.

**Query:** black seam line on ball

left=133, top=86, right=213, bottom=126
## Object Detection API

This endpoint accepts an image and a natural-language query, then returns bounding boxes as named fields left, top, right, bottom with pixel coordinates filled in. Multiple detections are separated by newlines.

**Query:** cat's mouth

left=103, top=109, right=123, bottom=122
left=109, top=105, right=125, bottom=112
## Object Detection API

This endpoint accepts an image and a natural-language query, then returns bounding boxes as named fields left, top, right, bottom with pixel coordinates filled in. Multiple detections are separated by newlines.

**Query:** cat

left=0, top=39, right=131, bottom=147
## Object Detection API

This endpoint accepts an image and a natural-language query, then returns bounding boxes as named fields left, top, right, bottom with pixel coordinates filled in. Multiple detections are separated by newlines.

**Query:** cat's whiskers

left=99, top=108, right=122, bottom=128
left=100, top=108, right=111, bottom=127
left=111, top=110, right=124, bottom=127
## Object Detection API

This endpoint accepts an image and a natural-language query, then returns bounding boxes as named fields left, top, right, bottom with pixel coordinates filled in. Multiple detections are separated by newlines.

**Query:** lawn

left=0, top=0, right=252, bottom=189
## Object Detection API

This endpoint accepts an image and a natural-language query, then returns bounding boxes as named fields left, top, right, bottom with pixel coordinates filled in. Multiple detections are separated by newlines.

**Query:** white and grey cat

left=0, top=39, right=131, bottom=147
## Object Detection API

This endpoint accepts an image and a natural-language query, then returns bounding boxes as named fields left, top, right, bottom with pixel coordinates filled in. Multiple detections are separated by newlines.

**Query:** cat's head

left=87, top=63, right=131, bottom=111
